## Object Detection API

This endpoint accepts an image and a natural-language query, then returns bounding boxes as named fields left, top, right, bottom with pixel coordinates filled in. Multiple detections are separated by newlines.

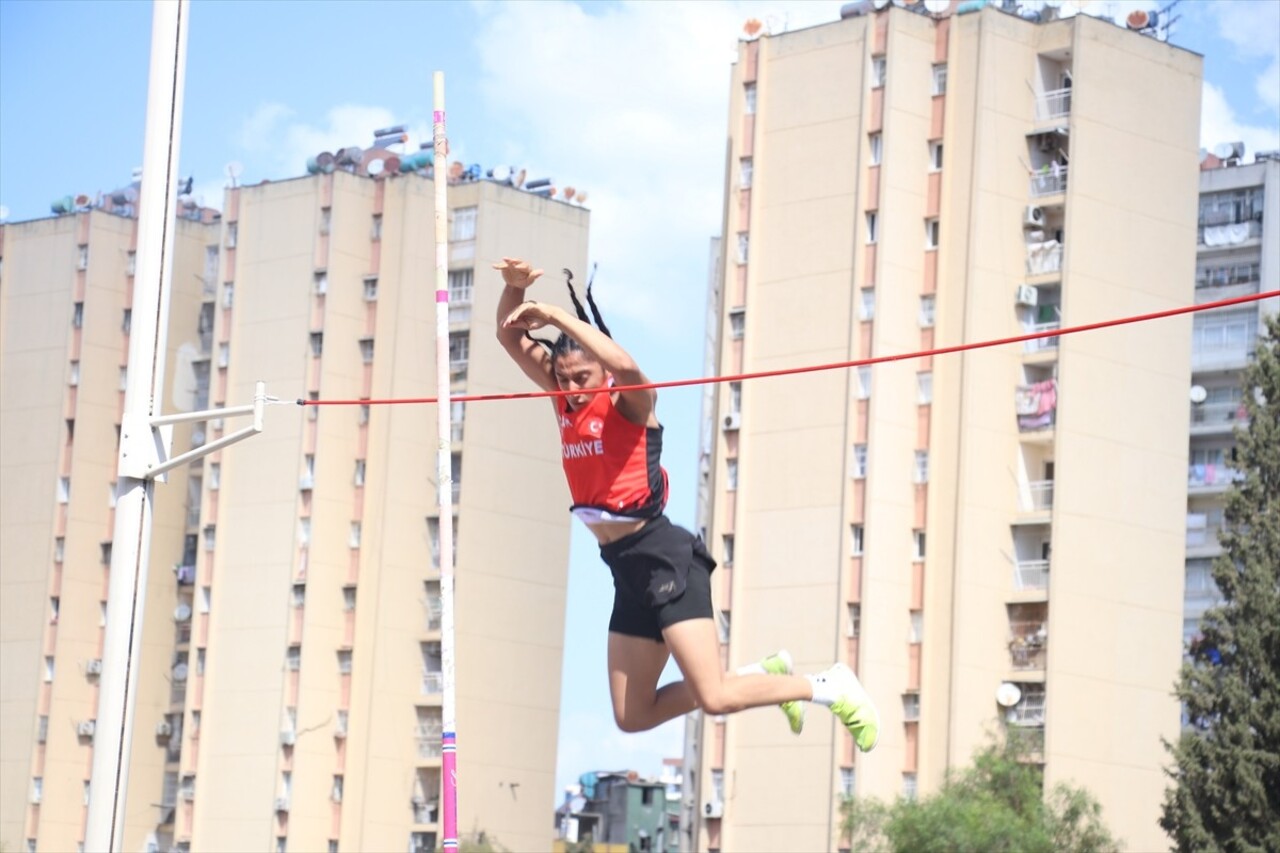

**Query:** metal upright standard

left=433, top=70, right=461, bottom=851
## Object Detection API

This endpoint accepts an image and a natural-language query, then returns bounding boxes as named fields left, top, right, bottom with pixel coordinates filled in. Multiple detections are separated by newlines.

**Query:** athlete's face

left=553, top=350, right=606, bottom=411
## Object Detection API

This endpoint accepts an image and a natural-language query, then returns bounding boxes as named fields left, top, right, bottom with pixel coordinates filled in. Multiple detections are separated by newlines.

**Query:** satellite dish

left=575, top=191, right=588, bottom=205
left=743, top=17, right=763, bottom=37
left=924, top=0, right=948, bottom=12
left=513, top=168, right=527, bottom=188
left=1213, top=142, right=1236, bottom=160
left=996, top=682, right=1022, bottom=707
left=489, top=165, right=512, bottom=182
left=1190, top=385, right=1207, bottom=404
left=172, top=663, right=189, bottom=682
left=367, top=159, right=385, bottom=177
left=174, top=604, right=192, bottom=622
left=1126, top=9, right=1150, bottom=28
left=382, top=155, right=400, bottom=174
left=563, top=187, right=577, bottom=201
left=0, top=205, right=9, bottom=222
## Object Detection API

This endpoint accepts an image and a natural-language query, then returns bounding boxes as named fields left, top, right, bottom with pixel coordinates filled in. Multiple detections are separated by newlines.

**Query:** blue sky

left=2, top=0, right=1277, bottom=810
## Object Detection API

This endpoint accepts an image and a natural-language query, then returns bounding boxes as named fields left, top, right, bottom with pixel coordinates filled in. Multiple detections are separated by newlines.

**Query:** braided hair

left=526, top=264, right=610, bottom=364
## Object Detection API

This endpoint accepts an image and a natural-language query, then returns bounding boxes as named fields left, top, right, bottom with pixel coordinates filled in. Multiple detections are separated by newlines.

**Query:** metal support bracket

left=118, top=380, right=270, bottom=481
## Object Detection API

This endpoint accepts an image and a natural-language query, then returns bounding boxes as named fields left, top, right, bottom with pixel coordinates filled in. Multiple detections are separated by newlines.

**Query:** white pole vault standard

left=432, top=71, right=460, bottom=851
left=87, top=1, right=189, bottom=849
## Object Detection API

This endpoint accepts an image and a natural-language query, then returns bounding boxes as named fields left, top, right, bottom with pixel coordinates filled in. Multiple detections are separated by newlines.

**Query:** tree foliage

left=1161, top=313, right=1280, bottom=853
left=840, top=737, right=1120, bottom=853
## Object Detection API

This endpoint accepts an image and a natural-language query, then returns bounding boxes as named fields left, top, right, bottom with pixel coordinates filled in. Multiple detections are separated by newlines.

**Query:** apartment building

left=1184, top=148, right=1279, bottom=658
left=693, top=4, right=1202, bottom=851
left=1, top=155, right=588, bottom=852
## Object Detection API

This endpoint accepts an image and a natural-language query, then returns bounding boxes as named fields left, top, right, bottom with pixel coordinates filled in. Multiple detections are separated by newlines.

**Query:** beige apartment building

left=1184, top=149, right=1278, bottom=665
left=692, top=4, right=1203, bottom=851
left=1, top=157, right=588, bottom=852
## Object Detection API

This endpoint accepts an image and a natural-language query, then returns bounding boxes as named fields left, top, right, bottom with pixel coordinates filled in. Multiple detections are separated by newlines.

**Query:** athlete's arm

left=502, top=301, right=656, bottom=427
left=493, top=257, right=557, bottom=392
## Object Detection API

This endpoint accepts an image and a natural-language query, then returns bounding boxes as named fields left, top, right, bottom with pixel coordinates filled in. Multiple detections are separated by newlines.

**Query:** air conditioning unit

left=274, top=797, right=290, bottom=812
left=704, top=800, right=724, bottom=819
left=30, top=791, right=42, bottom=804
left=280, top=730, right=296, bottom=746
left=1015, top=285, right=1038, bottom=307
left=723, top=413, right=741, bottom=432
left=1023, top=206, right=1045, bottom=228
left=334, top=726, right=348, bottom=740
left=78, top=720, right=97, bottom=738
left=86, top=658, right=104, bottom=675
left=156, top=721, right=174, bottom=737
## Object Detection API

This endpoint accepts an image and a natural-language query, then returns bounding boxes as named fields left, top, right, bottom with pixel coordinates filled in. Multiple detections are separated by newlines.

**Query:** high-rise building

left=1183, top=148, right=1279, bottom=670
left=693, top=5, right=1204, bottom=851
left=1, top=154, right=589, bottom=852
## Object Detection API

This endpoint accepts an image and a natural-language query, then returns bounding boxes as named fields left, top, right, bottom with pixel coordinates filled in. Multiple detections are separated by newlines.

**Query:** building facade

left=1, top=157, right=588, bottom=852
left=694, top=5, right=1203, bottom=851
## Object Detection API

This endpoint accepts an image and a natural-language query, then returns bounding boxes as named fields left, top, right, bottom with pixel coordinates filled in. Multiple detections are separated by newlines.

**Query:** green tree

left=1161, top=313, right=1280, bottom=853
left=840, top=737, right=1120, bottom=853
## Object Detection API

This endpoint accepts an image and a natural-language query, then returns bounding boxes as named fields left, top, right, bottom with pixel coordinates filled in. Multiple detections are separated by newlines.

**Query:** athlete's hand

left=492, top=257, right=544, bottom=290
left=502, top=301, right=561, bottom=332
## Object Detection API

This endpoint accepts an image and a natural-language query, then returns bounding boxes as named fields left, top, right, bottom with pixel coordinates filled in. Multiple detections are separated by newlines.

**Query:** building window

left=925, top=218, right=940, bottom=250
left=716, top=609, right=731, bottom=644
left=739, top=157, right=753, bottom=189
left=298, top=518, right=311, bottom=547
left=314, top=271, right=328, bottom=295
left=914, top=451, right=929, bottom=484
left=50, top=597, right=59, bottom=623
left=291, top=584, right=305, bottom=608
left=119, top=367, right=128, bottom=391
left=871, top=57, right=886, bottom=88
left=199, top=586, right=212, bottom=613
left=852, top=444, right=868, bottom=479
left=859, top=288, right=875, bottom=321
left=77, top=245, right=89, bottom=270
left=363, top=276, right=378, bottom=301
left=913, top=530, right=926, bottom=561
left=450, top=207, right=478, bottom=242
left=204, top=245, right=218, bottom=284
left=44, top=657, right=54, bottom=682
left=932, top=63, right=948, bottom=95
left=856, top=366, right=872, bottom=400
left=128, top=250, right=139, bottom=277
left=744, top=82, right=757, bottom=115
left=851, top=524, right=865, bottom=556
left=100, top=602, right=107, bottom=627
left=929, top=141, right=944, bottom=171
left=917, top=371, right=933, bottom=404
left=349, top=522, right=362, bottom=549
left=209, top=463, right=220, bottom=490
left=869, top=133, right=882, bottom=166
left=122, top=309, right=132, bottom=335
left=54, top=537, right=65, bottom=563
left=337, top=650, right=353, bottom=674
left=358, top=403, right=370, bottom=426
left=866, top=212, right=878, bottom=245
left=909, top=611, right=924, bottom=643
left=726, top=459, right=739, bottom=491
left=371, top=214, right=383, bottom=241
left=217, top=343, right=230, bottom=369
left=448, top=269, right=474, bottom=303
left=903, top=692, right=921, bottom=721
left=69, top=360, right=80, bottom=387
left=319, top=208, right=331, bottom=235
left=903, top=773, right=918, bottom=801
left=449, top=333, right=470, bottom=376
left=286, top=647, right=301, bottom=671
left=427, top=517, right=441, bottom=568
left=204, top=525, right=216, bottom=551
left=58, top=477, right=70, bottom=504
left=226, top=223, right=237, bottom=248
left=729, top=381, right=742, bottom=415
left=723, top=534, right=735, bottom=566
left=729, top=308, right=745, bottom=339
left=737, top=232, right=749, bottom=265
left=332, top=775, right=344, bottom=802
left=343, top=588, right=356, bottom=611
left=223, top=282, right=235, bottom=309
left=73, top=301, right=84, bottom=328
left=37, top=716, right=49, bottom=744
left=919, top=295, right=936, bottom=328
left=359, top=338, right=375, bottom=364
left=310, top=332, right=324, bottom=357
left=847, top=604, right=861, bottom=638
left=101, top=541, right=113, bottom=564
left=354, top=460, right=366, bottom=487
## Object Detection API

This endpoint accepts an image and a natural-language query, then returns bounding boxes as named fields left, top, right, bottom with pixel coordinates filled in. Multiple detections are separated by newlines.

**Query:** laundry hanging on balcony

left=1202, top=222, right=1253, bottom=247
left=1015, top=379, right=1057, bottom=430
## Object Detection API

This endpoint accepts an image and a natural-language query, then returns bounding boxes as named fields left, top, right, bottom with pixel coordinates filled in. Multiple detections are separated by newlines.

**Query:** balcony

left=1008, top=621, right=1048, bottom=671
left=1186, top=514, right=1225, bottom=556
left=426, top=600, right=442, bottom=632
left=1015, top=380, right=1057, bottom=433
left=1187, top=464, right=1243, bottom=493
left=448, top=304, right=472, bottom=326
left=1198, top=219, right=1262, bottom=248
left=1029, top=166, right=1067, bottom=198
left=1013, top=560, right=1049, bottom=592
left=1023, top=322, right=1060, bottom=354
left=421, top=671, right=443, bottom=695
left=413, top=801, right=440, bottom=825
left=1025, top=242, right=1062, bottom=278
left=1018, top=480, right=1054, bottom=514
left=417, top=725, right=443, bottom=760
left=1006, top=725, right=1045, bottom=762
left=1190, top=401, right=1248, bottom=435
left=1034, top=87, right=1071, bottom=122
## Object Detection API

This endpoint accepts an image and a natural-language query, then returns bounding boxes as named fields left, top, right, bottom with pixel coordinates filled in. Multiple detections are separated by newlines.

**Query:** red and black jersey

left=556, top=391, right=668, bottom=523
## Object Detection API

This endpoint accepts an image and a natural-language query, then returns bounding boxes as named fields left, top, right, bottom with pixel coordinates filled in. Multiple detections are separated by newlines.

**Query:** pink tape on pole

left=437, top=291, right=449, bottom=302
left=434, top=111, right=445, bottom=123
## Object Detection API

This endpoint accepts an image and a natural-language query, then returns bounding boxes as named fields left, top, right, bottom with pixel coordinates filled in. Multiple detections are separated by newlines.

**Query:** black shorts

left=599, top=515, right=717, bottom=642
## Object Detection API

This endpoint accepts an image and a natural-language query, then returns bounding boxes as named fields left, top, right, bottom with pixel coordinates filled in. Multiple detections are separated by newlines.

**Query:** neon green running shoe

left=760, top=650, right=806, bottom=735
left=817, top=663, right=880, bottom=752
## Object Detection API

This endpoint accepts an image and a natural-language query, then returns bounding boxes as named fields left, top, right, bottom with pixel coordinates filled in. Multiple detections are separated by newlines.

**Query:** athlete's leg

left=661, top=618, right=813, bottom=716
left=607, top=631, right=700, bottom=733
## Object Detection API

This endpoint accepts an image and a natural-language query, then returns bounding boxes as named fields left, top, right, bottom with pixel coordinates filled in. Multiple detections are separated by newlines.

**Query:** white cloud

left=469, top=0, right=841, bottom=334
left=1201, top=0, right=1280, bottom=119
left=1257, top=56, right=1280, bottom=112
left=1201, top=81, right=1280, bottom=155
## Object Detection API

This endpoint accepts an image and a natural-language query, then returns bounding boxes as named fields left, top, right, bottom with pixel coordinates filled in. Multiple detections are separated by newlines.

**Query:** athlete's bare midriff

left=586, top=517, right=648, bottom=545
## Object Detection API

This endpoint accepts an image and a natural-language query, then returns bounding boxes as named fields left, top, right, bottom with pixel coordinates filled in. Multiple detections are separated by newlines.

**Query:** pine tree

left=1160, top=312, right=1280, bottom=852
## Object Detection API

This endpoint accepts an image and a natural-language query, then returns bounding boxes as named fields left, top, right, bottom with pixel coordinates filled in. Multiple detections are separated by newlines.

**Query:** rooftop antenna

left=225, top=161, right=243, bottom=188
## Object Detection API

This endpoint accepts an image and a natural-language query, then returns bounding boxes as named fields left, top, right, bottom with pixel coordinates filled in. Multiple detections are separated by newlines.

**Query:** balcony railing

left=1021, top=480, right=1054, bottom=513
left=1013, top=560, right=1049, bottom=591
left=1008, top=621, right=1048, bottom=670
left=421, top=672, right=443, bottom=695
left=448, top=304, right=472, bottom=326
left=1034, top=87, right=1072, bottom=121
left=417, top=735, right=443, bottom=760
left=1006, top=702, right=1046, bottom=727
left=1006, top=725, right=1045, bottom=759
left=175, top=622, right=192, bottom=646
left=414, top=802, right=440, bottom=825
left=1025, top=243, right=1062, bottom=277
left=1188, top=465, right=1243, bottom=489
left=1190, top=401, right=1248, bottom=430
left=1023, top=322, right=1060, bottom=353
left=1198, top=219, right=1262, bottom=246
left=426, top=601, right=442, bottom=632
left=1029, top=167, right=1068, bottom=197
